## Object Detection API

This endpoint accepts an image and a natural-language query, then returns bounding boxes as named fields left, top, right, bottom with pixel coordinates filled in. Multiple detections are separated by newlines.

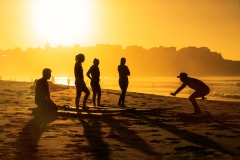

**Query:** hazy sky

left=0, top=0, right=240, bottom=60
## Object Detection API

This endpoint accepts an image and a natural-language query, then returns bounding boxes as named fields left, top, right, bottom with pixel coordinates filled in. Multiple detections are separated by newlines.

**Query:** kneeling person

left=35, top=68, right=58, bottom=112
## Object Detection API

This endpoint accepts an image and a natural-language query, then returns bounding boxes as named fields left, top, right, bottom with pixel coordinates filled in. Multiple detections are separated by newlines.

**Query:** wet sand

left=0, top=80, right=240, bottom=159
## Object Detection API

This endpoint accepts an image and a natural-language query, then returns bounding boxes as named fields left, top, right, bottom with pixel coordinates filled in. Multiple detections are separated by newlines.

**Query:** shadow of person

left=78, top=117, right=111, bottom=160
left=135, top=113, right=240, bottom=157
left=101, top=116, right=162, bottom=159
left=15, top=115, right=57, bottom=159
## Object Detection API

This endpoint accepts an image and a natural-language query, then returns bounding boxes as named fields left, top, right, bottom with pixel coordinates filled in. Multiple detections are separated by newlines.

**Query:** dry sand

left=0, top=80, right=240, bottom=160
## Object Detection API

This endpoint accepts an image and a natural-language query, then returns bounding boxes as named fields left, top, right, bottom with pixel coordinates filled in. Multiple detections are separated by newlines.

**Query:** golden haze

left=0, top=0, right=239, bottom=60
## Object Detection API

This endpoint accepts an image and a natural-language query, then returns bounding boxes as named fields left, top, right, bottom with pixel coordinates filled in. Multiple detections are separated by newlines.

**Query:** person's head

left=120, top=57, right=126, bottom=65
left=93, top=58, right=99, bottom=66
left=76, top=53, right=85, bottom=63
left=177, top=72, right=188, bottom=82
left=42, top=68, right=52, bottom=80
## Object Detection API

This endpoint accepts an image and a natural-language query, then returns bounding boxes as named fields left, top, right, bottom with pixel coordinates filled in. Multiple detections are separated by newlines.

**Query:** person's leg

left=75, top=85, right=82, bottom=110
left=82, top=84, right=90, bottom=108
left=121, top=88, right=127, bottom=106
left=49, top=99, right=58, bottom=112
left=118, top=80, right=123, bottom=106
left=36, top=100, right=57, bottom=114
left=120, top=82, right=128, bottom=107
left=92, top=91, right=96, bottom=106
left=91, top=82, right=100, bottom=107
left=118, top=94, right=122, bottom=106
left=189, top=92, right=203, bottom=114
left=97, top=86, right=101, bottom=106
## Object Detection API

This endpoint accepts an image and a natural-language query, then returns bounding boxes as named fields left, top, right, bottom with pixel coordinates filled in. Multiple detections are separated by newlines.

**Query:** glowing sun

left=32, top=0, right=95, bottom=46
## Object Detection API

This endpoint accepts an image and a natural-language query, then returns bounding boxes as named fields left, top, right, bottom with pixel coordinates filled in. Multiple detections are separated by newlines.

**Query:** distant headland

left=0, top=43, right=240, bottom=78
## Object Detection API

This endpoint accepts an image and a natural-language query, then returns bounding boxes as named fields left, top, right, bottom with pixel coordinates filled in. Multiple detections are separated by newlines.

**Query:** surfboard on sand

left=58, top=105, right=181, bottom=113
left=29, top=106, right=181, bottom=116
left=175, top=111, right=210, bottom=119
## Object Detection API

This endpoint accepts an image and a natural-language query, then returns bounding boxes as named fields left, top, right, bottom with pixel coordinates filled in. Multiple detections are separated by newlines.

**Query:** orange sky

left=0, top=0, right=240, bottom=60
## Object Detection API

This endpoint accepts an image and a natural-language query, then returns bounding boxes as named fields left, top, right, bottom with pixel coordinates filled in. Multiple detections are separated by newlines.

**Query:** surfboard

left=29, top=106, right=181, bottom=116
left=58, top=105, right=136, bottom=113
left=57, top=110, right=121, bottom=116
left=58, top=105, right=181, bottom=113
left=175, top=111, right=210, bottom=119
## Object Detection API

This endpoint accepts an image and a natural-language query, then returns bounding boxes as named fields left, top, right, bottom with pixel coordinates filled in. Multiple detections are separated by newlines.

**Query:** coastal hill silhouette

left=0, top=44, right=240, bottom=79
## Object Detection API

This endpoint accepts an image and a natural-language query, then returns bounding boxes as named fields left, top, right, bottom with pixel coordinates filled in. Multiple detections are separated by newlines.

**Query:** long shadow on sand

left=78, top=117, right=111, bottom=160
left=125, top=112, right=240, bottom=158
left=100, top=116, right=162, bottom=159
left=15, top=114, right=57, bottom=160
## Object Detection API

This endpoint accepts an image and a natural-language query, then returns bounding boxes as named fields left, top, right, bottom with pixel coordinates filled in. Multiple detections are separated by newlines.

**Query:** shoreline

left=0, top=80, right=240, bottom=102
left=1, top=79, right=240, bottom=103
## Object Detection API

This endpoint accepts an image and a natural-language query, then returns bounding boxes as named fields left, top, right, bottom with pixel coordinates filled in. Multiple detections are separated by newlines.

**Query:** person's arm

left=86, top=67, right=92, bottom=80
left=171, top=83, right=187, bottom=96
left=126, top=66, right=130, bottom=76
left=46, top=81, right=51, bottom=100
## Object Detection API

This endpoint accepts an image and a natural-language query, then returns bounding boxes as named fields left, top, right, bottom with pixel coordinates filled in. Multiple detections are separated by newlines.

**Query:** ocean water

left=54, top=76, right=240, bottom=103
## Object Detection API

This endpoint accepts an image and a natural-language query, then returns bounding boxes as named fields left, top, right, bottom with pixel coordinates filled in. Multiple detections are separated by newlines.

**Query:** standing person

left=74, top=53, right=90, bottom=111
left=86, top=58, right=101, bottom=107
left=35, top=68, right=58, bottom=112
left=118, top=57, right=130, bottom=107
left=170, top=72, right=210, bottom=115
left=67, top=77, right=70, bottom=86
left=30, top=79, right=38, bottom=93
left=51, top=76, right=55, bottom=84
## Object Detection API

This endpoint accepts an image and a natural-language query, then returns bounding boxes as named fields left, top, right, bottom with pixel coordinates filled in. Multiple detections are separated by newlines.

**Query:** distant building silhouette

left=44, top=42, right=51, bottom=51
left=1, top=45, right=240, bottom=79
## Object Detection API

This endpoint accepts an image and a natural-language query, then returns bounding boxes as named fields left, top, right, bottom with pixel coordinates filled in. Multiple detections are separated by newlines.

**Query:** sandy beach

left=0, top=80, right=240, bottom=160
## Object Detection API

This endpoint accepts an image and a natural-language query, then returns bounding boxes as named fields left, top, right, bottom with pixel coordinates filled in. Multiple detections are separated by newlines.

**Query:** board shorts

left=90, top=80, right=101, bottom=92
left=193, top=86, right=210, bottom=97
left=119, top=78, right=128, bottom=91
left=75, top=80, right=89, bottom=94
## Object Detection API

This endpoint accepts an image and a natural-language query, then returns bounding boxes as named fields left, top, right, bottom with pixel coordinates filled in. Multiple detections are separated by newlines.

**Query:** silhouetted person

left=30, top=79, right=38, bottom=93
left=170, top=72, right=210, bottom=115
left=87, top=58, right=101, bottom=107
left=35, top=68, right=58, bottom=112
left=51, top=76, right=55, bottom=84
left=67, top=77, right=70, bottom=86
left=118, top=57, right=130, bottom=107
left=74, top=53, right=90, bottom=111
